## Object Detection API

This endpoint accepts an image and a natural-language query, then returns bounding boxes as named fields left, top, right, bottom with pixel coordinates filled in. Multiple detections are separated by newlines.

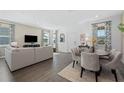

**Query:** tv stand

left=23, top=44, right=40, bottom=47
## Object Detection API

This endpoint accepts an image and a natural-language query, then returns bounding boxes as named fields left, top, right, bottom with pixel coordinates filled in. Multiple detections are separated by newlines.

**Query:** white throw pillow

left=11, top=42, right=19, bottom=48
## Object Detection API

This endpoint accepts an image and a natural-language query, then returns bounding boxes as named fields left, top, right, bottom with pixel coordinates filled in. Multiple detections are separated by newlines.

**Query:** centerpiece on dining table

left=92, top=37, right=97, bottom=52
left=85, top=36, right=97, bottom=53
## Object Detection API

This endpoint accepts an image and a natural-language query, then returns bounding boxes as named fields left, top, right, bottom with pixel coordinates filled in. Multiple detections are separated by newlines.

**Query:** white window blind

left=0, top=27, right=10, bottom=45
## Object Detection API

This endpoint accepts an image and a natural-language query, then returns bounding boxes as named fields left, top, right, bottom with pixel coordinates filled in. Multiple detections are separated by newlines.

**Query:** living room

left=0, top=10, right=124, bottom=83
left=1, top=0, right=124, bottom=92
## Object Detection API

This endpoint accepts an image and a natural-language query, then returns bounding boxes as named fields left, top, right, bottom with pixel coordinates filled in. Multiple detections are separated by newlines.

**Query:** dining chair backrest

left=105, top=51, right=122, bottom=69
left=71, top=48, right=76, bottom=60
left=81, top=52, right=100, bottom=71
left=74, top=47, right=81, bottom=56
left=108, top=49, right=117, bottom=60
left=110, top=49, right=117, bottom=55
left=81, top=47, right=89, bottom=52
left=71, top=48, right=80, bottom=59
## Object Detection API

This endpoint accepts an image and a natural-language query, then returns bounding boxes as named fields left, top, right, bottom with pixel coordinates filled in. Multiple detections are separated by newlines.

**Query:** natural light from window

left=0, top=27, right=10, bottom=45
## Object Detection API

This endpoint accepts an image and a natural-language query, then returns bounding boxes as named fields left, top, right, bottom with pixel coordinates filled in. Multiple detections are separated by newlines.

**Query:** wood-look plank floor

left=0, top=53, right=72, bottom=82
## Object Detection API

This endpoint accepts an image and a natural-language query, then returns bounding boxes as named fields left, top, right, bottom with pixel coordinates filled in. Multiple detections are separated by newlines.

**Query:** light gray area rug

left=58, top=63, right=124, bottom=82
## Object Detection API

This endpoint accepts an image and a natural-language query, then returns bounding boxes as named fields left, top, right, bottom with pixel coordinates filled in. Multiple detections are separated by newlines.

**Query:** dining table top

left=95, top=50, right=110, bottom=56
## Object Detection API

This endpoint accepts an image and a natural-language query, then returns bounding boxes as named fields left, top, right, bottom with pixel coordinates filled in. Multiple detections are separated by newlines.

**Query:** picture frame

left=60, top=33, right=65, bottom=42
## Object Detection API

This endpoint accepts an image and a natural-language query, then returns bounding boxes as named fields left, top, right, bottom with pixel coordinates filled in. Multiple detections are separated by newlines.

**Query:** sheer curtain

left=10, top=24, right=15, bottom=42
left=105, top=21, right=112, bottom=51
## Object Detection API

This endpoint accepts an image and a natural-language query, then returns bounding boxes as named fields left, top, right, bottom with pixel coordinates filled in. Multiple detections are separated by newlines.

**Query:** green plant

left=118, top=23, right=124, bottom=32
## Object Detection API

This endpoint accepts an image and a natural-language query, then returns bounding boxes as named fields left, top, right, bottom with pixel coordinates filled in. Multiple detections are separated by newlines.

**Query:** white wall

left=67, top=22, right=92, bottom=51
left=0, top=20, right=43, bottom=57
left=57, top=22, right=92, bottom=52
left=111, top=14, right=122, bottom=51
left=0, top=14, right=122, bottom=56
left=122, top=33, right=124, bottom=63
left=122, top=13, right=124, bottom=63
left=15, top=24, right=42, bottom=47
left=57, top=28, right=69, bottom=52
left=58, top=14, right=122, bottom=53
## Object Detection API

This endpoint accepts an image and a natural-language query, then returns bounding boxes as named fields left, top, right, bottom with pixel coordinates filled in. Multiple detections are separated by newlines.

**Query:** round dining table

left=95, top=50, right=110, bottom=56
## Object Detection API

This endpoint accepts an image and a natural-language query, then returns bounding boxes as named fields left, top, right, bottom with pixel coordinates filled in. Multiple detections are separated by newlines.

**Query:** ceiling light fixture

left=95, top=15, right=98, bottom=18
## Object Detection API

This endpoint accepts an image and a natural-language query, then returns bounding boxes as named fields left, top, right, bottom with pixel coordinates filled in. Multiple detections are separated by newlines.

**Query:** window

left=97, top=30, right=106, bottom=37
left=43, top=30, right=50, bottom=46
left=92, top=21, right=111, bottom=51
left=0, top=27, right=11, bottom=45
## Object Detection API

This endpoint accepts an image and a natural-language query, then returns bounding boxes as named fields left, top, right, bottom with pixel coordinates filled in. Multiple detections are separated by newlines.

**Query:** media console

left=23, top=44, right=40, bottom=47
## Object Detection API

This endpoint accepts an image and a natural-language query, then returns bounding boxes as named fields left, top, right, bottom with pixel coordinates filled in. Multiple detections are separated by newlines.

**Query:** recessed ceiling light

left=95, top=15, right=98, bottom=18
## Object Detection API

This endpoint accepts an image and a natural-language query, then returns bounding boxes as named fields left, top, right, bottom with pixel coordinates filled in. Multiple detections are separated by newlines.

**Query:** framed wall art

left=60, top=33, right=65, bottom=42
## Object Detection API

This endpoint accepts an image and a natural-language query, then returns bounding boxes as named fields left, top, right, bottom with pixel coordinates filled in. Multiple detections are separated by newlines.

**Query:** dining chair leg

left=111, top=69, right=118, bottom=82
left=76, top=61, right=78, bottom=64
left=100, top=66, right=102, bottom=72
left=98, top=66, right=102, bottom=76
left=80, top=67, right=84, bottom=78
left=95, top=72, right=98, bottom=82
left=72, top=60, right=75, bottom=68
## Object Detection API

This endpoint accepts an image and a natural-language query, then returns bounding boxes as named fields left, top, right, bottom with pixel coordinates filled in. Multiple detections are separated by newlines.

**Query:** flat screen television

left=25, top=35, right=37, bottom=43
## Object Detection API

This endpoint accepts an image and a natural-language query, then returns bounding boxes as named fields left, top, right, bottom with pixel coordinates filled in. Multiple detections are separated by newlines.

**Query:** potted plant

left=118, top=23, right=124, bottom=32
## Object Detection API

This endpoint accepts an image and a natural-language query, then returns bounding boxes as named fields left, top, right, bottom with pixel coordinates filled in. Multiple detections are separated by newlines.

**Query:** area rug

left=58, top=63, right=124, bottom=82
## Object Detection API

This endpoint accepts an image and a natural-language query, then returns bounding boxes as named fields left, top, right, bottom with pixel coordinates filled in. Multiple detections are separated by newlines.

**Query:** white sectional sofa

left=35, top=47, right=53, bottom=63
left=5, top=46, right=53, bottom=71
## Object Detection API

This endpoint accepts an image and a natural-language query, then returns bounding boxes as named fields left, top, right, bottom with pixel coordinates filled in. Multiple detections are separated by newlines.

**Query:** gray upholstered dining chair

left=80, top=52, right=100, bottom=82
left=99, top=49, right=117, bottom=60
left=100, top=50, right=122, bottom=81
left=71, top=48, right=81, bottom=68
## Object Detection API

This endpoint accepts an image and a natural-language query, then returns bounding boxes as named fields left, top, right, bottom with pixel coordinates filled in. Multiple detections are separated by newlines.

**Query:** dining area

left=71, top=46, right=122, bottom=82
left=69, top=22, right=124, bottom=82
left=57, top=19, right=124, bottom=82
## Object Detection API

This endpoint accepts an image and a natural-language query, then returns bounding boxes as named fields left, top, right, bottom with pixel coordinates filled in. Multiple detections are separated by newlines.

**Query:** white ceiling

left=0, top=10, right=123, bottom=29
